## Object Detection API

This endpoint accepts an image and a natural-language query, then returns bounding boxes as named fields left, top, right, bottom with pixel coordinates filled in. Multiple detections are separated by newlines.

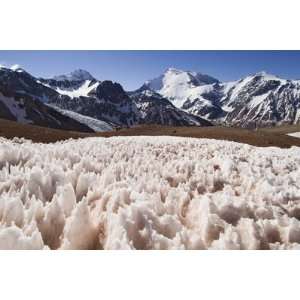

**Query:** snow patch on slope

left=49, top=80, right=99, bottom=99
left=0, top=93, right=32, bottom=124
left=0, top=136, right=300, bottom=250
left=225, top=76, right=254, bottom=105
left=249, top=91, right=272, bottom=109
left=287, top=132, right=300, bottom=138
left=49, top=105, right=113, bottom=132
left=0, top=64, right=24, bottom=73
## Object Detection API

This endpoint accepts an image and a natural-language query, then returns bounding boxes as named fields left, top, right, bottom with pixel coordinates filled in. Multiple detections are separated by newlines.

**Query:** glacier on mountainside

left=0, top=92, right=32, bottom=124
left=48, top=105, right=113, bottom=132
left=0, top=136, right=300, bottom=250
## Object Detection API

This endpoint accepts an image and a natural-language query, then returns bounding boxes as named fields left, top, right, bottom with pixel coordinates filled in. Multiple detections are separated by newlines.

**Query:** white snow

left=144, top=74, right=164, bottom=91
left=0, top=64, right=23, bottom=73
left=294, top=109, right=300, bottom=124
left=0, top=93, right=32, bottom=124
left=0, top=136, right=300, bottom=250
left=48, top=105, right=113, bottom=132
left=254, top=71, right=286, bottom=82
left=10, top=64, right=22, bottom=72
left=249, top=91, right=271, bottom=109
left=224, top=76, right=254, bottom=106
left=145, top=68, right=218, bottom=108
left=52, top=80, right=99, bottom=99
left=287, top=132, right=300, bottom=138
left=53, top=69, right=94, bottom=82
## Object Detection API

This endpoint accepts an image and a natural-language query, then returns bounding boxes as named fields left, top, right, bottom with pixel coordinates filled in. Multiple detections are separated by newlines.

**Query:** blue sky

left=1, top=50, right=300, bottom=90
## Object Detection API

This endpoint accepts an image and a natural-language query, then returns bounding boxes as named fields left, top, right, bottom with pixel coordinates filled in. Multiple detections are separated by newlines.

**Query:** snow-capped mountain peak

left=251, top=71, right=285, bottom=82
left=144, top=67, right=219, bottom=91
left=10, top=64, right=25, bottom=73
left=142, top=67, right=219, bottom=108
left=52, top=69, right=95, bottom=82
left=164, top=67, right=187, bottom=75
left=254, top=70, right=268, bottom=77
left=0, top=64, right=25, bottom=73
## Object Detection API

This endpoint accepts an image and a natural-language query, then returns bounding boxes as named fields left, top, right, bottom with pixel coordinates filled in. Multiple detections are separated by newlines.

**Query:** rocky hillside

left=0, top=67, right=93, bottom=132
left=130, top=89, right=212, bottom=126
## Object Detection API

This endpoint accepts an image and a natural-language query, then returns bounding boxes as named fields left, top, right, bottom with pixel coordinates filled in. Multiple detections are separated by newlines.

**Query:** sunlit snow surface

left=48, top=105, right=113, bottom=132
left=1, top=136, right=300, bottom=250
left=287, top=132, right=300, bottom=138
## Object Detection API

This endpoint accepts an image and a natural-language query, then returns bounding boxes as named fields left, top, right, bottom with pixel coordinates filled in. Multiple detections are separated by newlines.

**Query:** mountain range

left=1, top=65, right=300, bottom=132
left=142, top=68, right=300, bottom=128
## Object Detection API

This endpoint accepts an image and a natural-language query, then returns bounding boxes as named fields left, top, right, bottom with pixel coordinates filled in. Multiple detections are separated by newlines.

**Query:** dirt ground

left=1, top=118, right=300, bottom=148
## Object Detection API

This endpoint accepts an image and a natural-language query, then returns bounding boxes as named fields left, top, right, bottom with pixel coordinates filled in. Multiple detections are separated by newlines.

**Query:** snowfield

left=0, top=136, right=300, bottom=250
left=287, top=132, right=300, bottom=139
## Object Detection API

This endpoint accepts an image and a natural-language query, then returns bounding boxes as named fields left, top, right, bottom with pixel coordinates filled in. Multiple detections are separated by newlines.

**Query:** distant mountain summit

left=52, top=69, right=95, bottom=81
left=142, top=68, right=219, bottom=107
left=144, top=67, right=219, bottom=89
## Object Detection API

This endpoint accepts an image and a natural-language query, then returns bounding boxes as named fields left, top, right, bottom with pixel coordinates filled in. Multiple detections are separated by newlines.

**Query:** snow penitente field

left=0, top=136, right=300, bottom=250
